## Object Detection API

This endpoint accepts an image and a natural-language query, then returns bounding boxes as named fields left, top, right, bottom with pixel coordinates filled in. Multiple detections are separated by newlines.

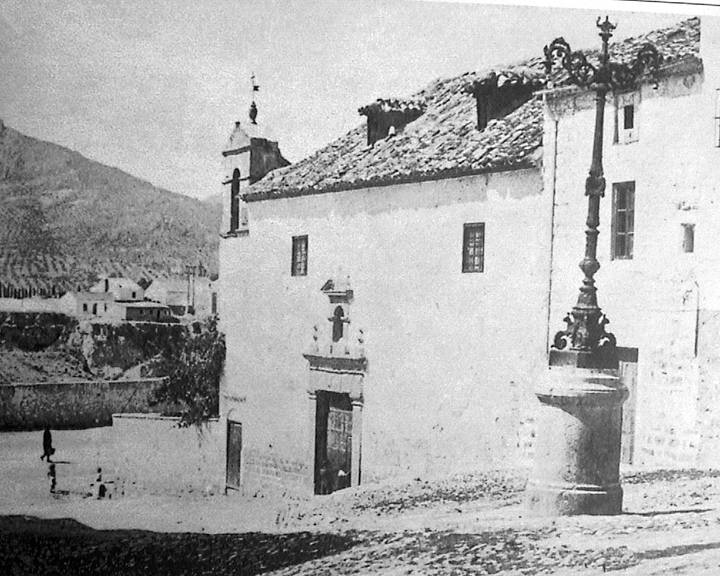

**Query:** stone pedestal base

left=526, top=350, right=628, bottom=516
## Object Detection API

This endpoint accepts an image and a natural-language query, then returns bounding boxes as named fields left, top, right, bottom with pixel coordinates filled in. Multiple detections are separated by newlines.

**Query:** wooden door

left=226, top=420, right=242, bottom=491
left=327, top=395, right=352, bottom=489
left=314, top=392, right=352, bottom=494
left=619, top=348, right=639, bottom=466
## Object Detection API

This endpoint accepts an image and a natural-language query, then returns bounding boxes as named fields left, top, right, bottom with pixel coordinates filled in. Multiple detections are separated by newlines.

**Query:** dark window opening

left=230, top=168, right=241, bottom=231
left=468, top=75, right=538, bottom=132
left=358, top=100, right=425, bottom=146
left=623, top=105, right=634, bottom=130
left=291, top=235, right=308, bottom=277
left=612, top=181, right=635, bottom=260
left=462, top=223, right=485, bottom=273
left=682, top=223, right=695, bottom=253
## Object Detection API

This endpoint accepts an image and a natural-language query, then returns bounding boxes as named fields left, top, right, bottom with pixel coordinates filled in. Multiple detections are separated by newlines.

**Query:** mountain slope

left=0, top=120, right=220, bottom=294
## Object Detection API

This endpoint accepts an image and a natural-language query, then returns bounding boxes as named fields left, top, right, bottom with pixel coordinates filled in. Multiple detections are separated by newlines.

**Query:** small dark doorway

left=314, top=391, right=352, bottom=495
left=226, top=420, right=242, bottom=491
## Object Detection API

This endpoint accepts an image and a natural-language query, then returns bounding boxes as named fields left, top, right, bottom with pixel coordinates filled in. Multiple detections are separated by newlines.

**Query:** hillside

left=0, top=120, right=221, bottom=294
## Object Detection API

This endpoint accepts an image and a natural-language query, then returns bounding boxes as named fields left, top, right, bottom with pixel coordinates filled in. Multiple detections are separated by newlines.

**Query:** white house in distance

left=90, top=277, right=144, bottom=301
left=145, top=276, right=217, bottom=318
left=219, top=15, right=720, bottom=497
left=61, top=276, right=171, bottom=322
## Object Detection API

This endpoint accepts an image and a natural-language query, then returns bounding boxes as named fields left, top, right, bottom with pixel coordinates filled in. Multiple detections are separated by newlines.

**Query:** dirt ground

left=3, top=428, right=720, bottom=575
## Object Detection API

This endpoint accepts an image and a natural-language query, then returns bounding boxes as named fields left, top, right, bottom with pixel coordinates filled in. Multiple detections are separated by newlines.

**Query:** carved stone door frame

left=304, top=355, right=365, bottom=492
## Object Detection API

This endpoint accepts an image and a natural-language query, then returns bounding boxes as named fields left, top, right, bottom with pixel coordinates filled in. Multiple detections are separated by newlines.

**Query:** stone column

left=307, top=389, right=317, bottom=493
left=350, top=395, right=363, bottom=487
left=526, top=350, right=628, bottom=515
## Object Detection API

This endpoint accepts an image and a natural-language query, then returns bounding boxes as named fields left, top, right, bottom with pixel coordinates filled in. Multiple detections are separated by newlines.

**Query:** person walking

left=40, top=427, right=54, bottom=462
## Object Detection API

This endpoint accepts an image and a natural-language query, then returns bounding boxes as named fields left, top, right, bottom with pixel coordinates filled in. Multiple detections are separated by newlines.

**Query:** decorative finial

left=249, top=73, right=260, bottom=124
left=597, top=16, right=616, bottom=50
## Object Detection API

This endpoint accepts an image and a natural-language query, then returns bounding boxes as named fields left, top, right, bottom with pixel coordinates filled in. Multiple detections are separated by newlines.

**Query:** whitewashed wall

left=547, top=19, right=720, bottom=468
left=219, top=169, right=550, bottom=493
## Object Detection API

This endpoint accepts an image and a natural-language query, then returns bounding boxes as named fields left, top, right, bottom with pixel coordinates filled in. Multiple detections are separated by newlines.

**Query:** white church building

left=218, top=16, right=720, bottom=496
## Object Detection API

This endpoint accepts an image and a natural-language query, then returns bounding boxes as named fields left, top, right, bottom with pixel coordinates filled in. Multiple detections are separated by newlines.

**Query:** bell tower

left=220, top=75, right=289, bottom=237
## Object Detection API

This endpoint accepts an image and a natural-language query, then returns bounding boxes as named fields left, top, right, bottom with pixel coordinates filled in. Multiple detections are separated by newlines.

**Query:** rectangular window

left=623, top=105, right=634, bottom=130
left=462, top=223, right=485, bottom=273
left=682, top=223, right=695, bottom=253
left=615, top=92, right=638, bottom=144
left=291, top=235, right=308, bottom=276
left=612, top=182, right=635, bottom=260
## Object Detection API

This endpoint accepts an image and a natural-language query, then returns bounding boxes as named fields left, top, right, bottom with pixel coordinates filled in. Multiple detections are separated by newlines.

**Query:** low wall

left=0, top=378, right=170, bottom=430
left=0, top=297, right=68, bottom=314
left=112, top=414, right=224, bottom=496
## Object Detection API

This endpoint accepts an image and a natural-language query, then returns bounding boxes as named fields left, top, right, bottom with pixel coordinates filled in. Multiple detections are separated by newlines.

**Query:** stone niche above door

left=303, top=275, right=367, bottom=494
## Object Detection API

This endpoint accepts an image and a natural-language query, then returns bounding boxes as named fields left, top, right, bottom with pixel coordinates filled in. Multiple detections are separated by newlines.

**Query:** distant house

left=90, top=277, right=144, bottom=302
left=58, top=276, right=173, bottom=322
left=59, top=291, right=115, bottom=319
left=145, top=276, right=217, bottom=318
left=117, top=300, right=173, bottom=323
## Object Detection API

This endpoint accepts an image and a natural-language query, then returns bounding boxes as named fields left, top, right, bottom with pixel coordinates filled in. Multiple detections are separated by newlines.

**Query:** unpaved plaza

left=3, top=429, right=720, bottom=574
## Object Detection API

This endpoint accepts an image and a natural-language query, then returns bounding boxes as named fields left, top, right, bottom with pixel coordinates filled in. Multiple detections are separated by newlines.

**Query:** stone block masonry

left=242, top=447, right=310, bottom=496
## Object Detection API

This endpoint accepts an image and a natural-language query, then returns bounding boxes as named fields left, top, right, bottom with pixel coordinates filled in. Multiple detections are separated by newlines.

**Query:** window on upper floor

left=462, top=223, right=485, bottom=273
left=682, top=223, right=695, bottom=253
left=291, top=235, right=308, bottom=277
left=230, top=168, right=241, bottom=231
left=615, top=92, right=639, bottom=145
left=611, top=181, right=635, bottom=260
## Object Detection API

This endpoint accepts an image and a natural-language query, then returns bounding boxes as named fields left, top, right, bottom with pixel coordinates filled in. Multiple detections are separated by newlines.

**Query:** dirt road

left=3, top=429, right=720, bottom=574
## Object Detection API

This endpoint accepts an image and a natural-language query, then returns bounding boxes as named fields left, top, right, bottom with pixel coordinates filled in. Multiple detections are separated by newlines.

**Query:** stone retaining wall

left=0, top=378, right=169, bottom=430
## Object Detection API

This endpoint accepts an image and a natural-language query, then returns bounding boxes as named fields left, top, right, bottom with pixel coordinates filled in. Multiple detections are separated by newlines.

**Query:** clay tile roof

left=246, top=17, right=699, bottom=202
left=465, top=64, right=546, bottom=93
left=358, top=97, right=427, bottom=116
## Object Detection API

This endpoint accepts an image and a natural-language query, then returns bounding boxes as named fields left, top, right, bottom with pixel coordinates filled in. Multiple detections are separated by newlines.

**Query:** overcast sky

left=0, top=0, right=711, bottom=199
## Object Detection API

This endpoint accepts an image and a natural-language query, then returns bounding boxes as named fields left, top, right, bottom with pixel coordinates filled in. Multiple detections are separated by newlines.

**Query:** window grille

left=612, top=182, right=635, bottom=260
left=291, top=235, right=308, bottom=276
left=462, top=223, right=485, bottom=273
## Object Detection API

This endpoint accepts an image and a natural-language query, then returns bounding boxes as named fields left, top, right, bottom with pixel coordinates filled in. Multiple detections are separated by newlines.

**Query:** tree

left=152, top=315, right=226, bottom=427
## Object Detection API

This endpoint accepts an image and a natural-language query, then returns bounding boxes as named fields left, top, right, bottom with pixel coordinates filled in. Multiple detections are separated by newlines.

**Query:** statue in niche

left=331, top=306, right=345, bottom=343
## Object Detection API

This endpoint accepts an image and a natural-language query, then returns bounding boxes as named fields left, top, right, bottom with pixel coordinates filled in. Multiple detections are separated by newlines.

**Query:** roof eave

left=538, top=55, right=703, bottom=98
left=243, top=157, right=540, bottom=203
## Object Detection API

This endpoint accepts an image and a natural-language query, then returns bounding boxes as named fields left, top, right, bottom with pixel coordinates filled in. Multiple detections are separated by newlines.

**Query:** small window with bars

left=291, top=235, right=308, bottom=276
left=612, top=182, right=635, bottom=260
left=462, top=223, right=485, bottom=273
